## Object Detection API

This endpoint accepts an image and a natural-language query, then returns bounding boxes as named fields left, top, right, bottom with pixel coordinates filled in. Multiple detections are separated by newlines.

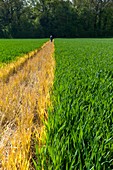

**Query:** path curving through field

left=0, top=41, right=55, bottom=170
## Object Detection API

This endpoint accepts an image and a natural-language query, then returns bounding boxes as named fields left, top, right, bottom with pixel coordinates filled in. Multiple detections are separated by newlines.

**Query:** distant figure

left=50, top=35, right=53, bottom=42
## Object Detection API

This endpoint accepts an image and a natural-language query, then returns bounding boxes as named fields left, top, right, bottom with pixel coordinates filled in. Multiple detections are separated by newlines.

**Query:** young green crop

left=34, top=39, right=113, bottom=170
left=0, top=39, right=48, bottom=64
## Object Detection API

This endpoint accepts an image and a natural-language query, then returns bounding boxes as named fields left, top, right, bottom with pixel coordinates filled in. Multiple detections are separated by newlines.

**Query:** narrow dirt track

left=0, top=41, right=55, bottom=170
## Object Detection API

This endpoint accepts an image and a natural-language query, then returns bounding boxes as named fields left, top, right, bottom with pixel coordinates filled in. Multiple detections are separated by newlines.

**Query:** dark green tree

left=0, top=0, right=113, bottom=38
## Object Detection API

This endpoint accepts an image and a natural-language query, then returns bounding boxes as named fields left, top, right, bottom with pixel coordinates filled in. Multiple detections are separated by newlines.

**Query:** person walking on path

left=50, top=35, right=53, bottom=42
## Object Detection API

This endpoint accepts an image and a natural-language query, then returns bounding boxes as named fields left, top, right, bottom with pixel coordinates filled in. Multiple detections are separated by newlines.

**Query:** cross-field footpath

left=0, top=41, right=55, bottom=170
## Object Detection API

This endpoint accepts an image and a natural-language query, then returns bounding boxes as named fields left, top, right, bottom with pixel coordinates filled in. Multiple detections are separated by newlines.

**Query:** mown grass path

left=0, top=41, right=55, bottom=170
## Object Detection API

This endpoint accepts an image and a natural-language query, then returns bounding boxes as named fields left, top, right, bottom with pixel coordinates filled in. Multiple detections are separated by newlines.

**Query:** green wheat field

left=34, top=39, right=113, bottom=170
left=0, top=38, right=113, bottom=169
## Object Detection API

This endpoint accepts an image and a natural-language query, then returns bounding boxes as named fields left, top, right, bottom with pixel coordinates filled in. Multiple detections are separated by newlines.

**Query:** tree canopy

left=0, top=0, right=113, bottom=38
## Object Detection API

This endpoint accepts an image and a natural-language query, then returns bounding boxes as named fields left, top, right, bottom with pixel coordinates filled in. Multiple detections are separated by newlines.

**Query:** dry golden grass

left=0, top=41, right=55, bottom=170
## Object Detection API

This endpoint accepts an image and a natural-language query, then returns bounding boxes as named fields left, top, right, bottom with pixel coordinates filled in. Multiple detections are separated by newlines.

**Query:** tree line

left=0, top=0, right=113, bottom=38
